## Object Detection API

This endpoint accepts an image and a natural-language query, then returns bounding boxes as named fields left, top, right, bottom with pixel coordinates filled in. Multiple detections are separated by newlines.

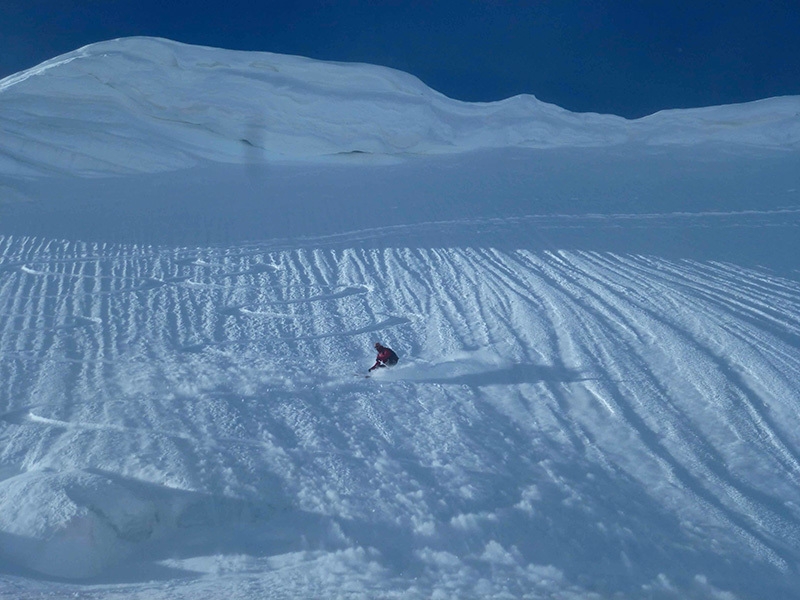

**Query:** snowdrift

left=0, top=470, right=157, bottom=578
left=0, top=37, right=799, bottom=600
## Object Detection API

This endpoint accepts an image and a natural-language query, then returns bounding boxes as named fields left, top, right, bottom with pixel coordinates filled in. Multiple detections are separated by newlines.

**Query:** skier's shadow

left=410, top=363, right=585, bottom=387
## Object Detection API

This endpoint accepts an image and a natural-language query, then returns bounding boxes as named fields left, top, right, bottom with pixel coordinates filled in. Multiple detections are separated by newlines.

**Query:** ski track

left=1, top=233, right=800, bottom=597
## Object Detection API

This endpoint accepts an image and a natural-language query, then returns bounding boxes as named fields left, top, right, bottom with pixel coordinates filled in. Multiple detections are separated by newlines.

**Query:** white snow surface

left=0, top=37, right=799, bottom=599
left=1, top=37, right=799, bottom=178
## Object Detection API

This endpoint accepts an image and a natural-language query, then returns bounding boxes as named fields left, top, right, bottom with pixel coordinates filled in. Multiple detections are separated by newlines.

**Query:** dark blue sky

left=2, top=0, right=799, bottom=118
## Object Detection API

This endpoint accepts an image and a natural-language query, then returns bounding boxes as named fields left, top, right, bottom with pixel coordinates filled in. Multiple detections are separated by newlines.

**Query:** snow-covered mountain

left=2, top=37, right=798, bottom=178
left=1, top=37, right=799, bottom=599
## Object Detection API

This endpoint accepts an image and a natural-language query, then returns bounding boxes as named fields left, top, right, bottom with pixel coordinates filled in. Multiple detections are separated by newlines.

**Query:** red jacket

left=370, top=345, right=398, bottom=371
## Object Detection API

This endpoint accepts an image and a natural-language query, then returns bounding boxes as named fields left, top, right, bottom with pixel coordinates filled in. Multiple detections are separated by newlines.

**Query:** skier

left=369, top=342, right=398, bottom=372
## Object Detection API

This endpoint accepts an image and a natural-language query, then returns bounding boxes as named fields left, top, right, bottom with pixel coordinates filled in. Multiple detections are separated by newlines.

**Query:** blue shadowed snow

left=0, top=38, right=799, bottom=599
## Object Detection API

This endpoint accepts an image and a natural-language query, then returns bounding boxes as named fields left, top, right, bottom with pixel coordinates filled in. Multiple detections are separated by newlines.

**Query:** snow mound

left=0, top=470, right=157, bottom=578
left=0, top=466, right=280, bottom=580
left=1, top=37, right=798, bottom=178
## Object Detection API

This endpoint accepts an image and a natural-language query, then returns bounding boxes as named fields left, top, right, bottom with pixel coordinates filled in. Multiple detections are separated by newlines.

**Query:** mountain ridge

left=1, top=37, right=798, bottom=178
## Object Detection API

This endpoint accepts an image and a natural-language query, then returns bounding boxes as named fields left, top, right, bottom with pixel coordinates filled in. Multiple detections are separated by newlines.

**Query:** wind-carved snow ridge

left=0, top=36, right=799, bottom=178
left=0, top=54, right=84, bottom=92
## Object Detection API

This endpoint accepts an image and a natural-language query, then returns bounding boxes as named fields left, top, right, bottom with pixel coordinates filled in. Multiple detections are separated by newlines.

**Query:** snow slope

left=1, top=37, right=800, bottom=599
left=1, top=37, right=798, bottom=178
